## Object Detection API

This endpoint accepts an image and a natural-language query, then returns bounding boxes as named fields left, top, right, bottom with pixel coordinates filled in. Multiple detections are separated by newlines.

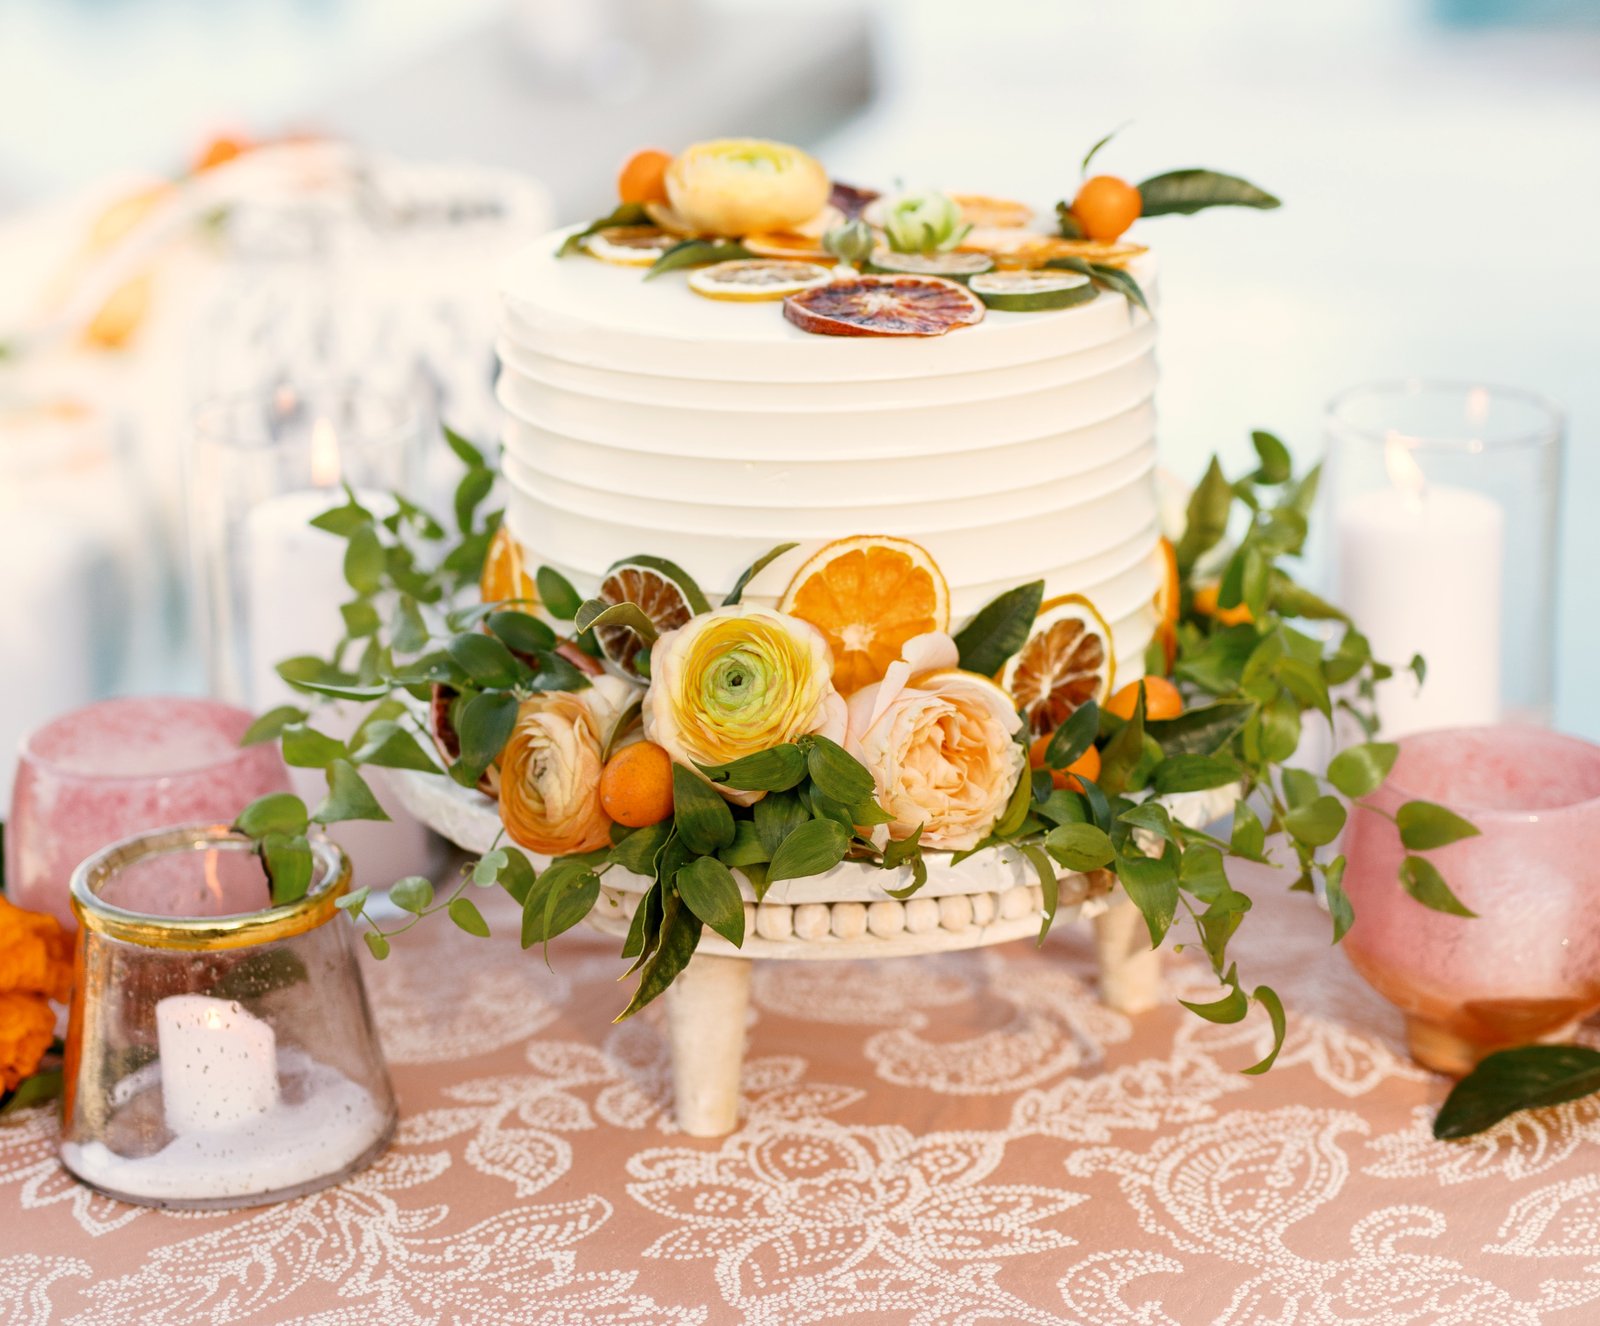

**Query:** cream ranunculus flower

left=643, top=604, right=846, bottom=805
left=845, top=632, right=1027, bottom=852
left=498, top=677, right=635, bottom=856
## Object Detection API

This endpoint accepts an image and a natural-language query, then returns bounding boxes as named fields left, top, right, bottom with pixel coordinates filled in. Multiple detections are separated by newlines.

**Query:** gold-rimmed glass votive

left=60, top=825, right=397, bottom=1209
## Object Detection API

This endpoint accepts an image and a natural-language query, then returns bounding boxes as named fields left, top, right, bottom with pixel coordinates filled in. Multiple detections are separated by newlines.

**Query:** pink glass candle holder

left=1342, top=725, right=1600, bottom=1075
left=5, top=697, right=291, bottom=929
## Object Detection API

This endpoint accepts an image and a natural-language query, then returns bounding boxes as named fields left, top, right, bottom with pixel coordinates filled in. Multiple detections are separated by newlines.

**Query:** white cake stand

left=390, top=768, right=1232, bottom=1136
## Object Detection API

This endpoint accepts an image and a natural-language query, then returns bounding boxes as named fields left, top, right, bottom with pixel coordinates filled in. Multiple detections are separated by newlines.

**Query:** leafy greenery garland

left=234, top=426, right=1477, bottom=1069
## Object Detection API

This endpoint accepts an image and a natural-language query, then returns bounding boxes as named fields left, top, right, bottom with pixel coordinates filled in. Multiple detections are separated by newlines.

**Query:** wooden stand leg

left=1094, top=896, right=1161, bottom=1014
left=665, top=952, right=753, bottom=1137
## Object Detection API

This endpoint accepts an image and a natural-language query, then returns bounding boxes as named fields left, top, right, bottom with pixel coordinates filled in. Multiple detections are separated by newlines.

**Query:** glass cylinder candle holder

left=1325, top=380, right=1563, bottom=738
left=6, top=697, right=292, bottom=930
left=60, top=824, right=397, bottom=1209
left=1342, top=725, right=1600, bottom=1075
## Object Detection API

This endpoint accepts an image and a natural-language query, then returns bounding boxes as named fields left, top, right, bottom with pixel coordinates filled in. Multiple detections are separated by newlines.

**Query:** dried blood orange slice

left=778, top=535, right=950, bottom=695
left=783, top=276, right=985, bottom=338
left=581, top=226, right=677, bottom=265
left=597, top=555, right=711, bottom=672
left=1000, top=593, right=1116, bottom=736
left=688, top=259, right=833, bottom=301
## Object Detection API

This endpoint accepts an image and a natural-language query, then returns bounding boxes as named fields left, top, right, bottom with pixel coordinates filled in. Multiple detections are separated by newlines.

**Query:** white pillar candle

left=1336, top=480, right=1504, bottom=738
left=156, top=995, right=280, bottom=1135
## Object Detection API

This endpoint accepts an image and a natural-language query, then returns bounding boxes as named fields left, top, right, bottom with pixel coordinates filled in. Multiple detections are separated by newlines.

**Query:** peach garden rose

left=845, top=632, right=1027, bottom=852
left=644, top=604, right=846, bottom=806
left=498, top=677, right=634, bottom=856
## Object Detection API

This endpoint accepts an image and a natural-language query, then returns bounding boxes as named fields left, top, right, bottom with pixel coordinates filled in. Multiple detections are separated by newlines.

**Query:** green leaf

left=574, top=598, right=659, bottom=646
left=952, top=580, right=1044, bottom=676
left=1136, top=168, right=1281, bottom=217
left=1242, top=985, right=1288, bottom=1074
left=342, top=524, right=385, bottom=594
left=1327, top=742, right=1399, bottom=799
left=313, top=760, right=391, bottom=825
left=1323, top=856, right=1354, bottom=943
left=754, top=790, right=810, bottom=859
left=1043, top=702, right=1098, bottom=769
left=1152, top=754, right=1239, bottom=795
left=1281, top=767, right=1320, bottom=810
left=389, top=875, right=434, bottom=913
left=699, top=744, right=807, bottom=793
left=557, top=202, right=651, bottom=256
left=881, top=825, right=924, bottom=874
left=1181, top=968, right=1250, bottom=1024
left=472, top=849, right=508, bottom=886
left=0, top=1068, right=64, bottom=1116
left=620, top=879, right=662, bottom=962
left=364, top=931, right=391, bottom=960
left=1397, top=801, right=1481, bottom=852
left=646, top=238, right=754, bottom=278
left=992, top=761, right=1034, bottom=839
left=804, top=735, right=877, bottom=806
left=1045, top=822, right=1116, bottom=873
left=1277, top=656, right=1332, bottom=721
left=1173, top=457, right=1233, bottom=575
left=275, top=657, right=390, bottom=701
left=1081, top=123, right=1127, bottom=174
left=524, top=651, right=592, bottom=694
left=260, top=832, right=313, bottom=905
left=676, top=856, right=745, bottom=946
left=1434, top=1044, right=1600, bottom=1139
left=725, top=542, right=799, bottom=607
left=1097, top=685, right=1149, bottom=798
left=392, top=595, right=431, bottom=654
left=1054, top=204, right=1085, bottom=239
left=1116, top=849, right=1179, bottom=947
left=1178, top=842, right=1232, bottom=902
left=717, top=820, right=771, bottom=869
left=488, top=610, right=557, bottom=655
left=617, top=890, right=702, bottom=1019
left=448, top=896, right=491, bottom=938
left=1118, top=801, right=1173, bottom=844
left=340, top=599, right=381, bottom=639
left=447, top=633, right=522, bottom=689
left=522, top=863, right=599, bottom=950
left=241, top=706, right=308, bottom=746
left=610, top=821, right=672, bottom=876
left=1284, top=796, right=1347, bottom=847
left=672, top=765, right=737, bottom=855
left=1270, top=573, right=1347, bottom=623
left=1042, top=256, right=1150, bottom=315
left=454, top=466, right=494, bottom=536
left=767, top=818, right=851, bottom=885
left=498, top=848, right=538, bottom=905
left=1249, top=430, right=1292, bottom=484
left=535, top=566, right=584, bottom=620
left=350, top=722, right=442, bottom=773
left=281, top=723, right=348, bottom=770
left=1400, top=855, right=1477, bottom=918
left=1019, top=841, right=1059, bottom=942
left=1230, top=799, right=1266, bottom=860
left=453, top=690, right=520, bottom=786
left=1143, top=702, right=1250, bottom=758
left=335, top=885, right=369, bottom=913
left=443, top=423, right=489, bottom=467
left=234, top=792, right=309, bottom=840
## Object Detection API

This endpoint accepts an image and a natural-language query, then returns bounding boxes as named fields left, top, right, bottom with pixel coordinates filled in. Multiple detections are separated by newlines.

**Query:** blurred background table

left=6, top=864, right=1600, bottom=1323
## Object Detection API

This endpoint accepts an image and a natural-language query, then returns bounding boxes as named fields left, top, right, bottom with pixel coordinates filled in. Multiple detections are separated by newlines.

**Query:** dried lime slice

left=596, top=555, right=711, bottom=671
left=864, top=249, right=994, bottom=281
left=969, top=269, right=1099, bottom=312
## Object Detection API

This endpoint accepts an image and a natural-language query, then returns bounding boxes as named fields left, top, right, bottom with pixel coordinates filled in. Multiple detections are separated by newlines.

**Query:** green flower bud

left=881, top=191, right=971, bottom=254
left=822, top=217, right=875, bottom=266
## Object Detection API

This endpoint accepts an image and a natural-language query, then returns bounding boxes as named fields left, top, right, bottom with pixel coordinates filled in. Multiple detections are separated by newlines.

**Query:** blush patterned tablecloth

left=6, top=863, right=1600, bottom=1326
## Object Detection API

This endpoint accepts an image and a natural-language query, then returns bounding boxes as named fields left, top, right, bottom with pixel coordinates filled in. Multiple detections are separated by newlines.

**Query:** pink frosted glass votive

left=5, top=697, right=290, bottom=928
left=1342, top=725, right=1600, bottom=1075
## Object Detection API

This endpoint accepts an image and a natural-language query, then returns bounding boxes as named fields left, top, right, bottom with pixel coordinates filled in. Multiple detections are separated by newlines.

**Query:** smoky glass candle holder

left=60, top=824, right=397, bottom=1210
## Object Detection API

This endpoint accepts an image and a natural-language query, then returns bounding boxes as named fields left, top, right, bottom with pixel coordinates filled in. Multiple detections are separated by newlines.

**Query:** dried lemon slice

left=581, top=226, right=677, bottom=266
left=687, top=259, right=834, bottom=302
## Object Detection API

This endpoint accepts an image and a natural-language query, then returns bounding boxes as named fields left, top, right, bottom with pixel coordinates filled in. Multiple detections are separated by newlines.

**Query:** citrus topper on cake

left=234, top=135, right=1471, bottom=1091
left=559, top=131, right=1279, bottom=334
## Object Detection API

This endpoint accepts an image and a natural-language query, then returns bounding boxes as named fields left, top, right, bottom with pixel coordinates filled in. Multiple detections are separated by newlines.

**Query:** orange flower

left=0, top=896, right=72, bottom=1003
left=0, top=992, right=56, bottom=1094
left=498, top=692, right=615, bottom=857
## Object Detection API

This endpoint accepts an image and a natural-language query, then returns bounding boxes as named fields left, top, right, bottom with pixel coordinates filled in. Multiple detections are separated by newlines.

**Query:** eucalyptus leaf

left=767, top=818, right=850, bottom=886
left=1434, top=1044, right=1600, bottom=1139
left=951, top=580, right=1044, bottom=676
left=275, top=656, right=390, bottom=701
left=672, top=765, right=737, bottom=855
left=725, top=542, right=799, bottom=607
left=1327, top=742, right=1398, bottom=799
left=1400, top=854, right=1477, bottom=917
left=488, top=610, right=557, bottom=655
left=1397, top=801, right=1480, bottom=851
left=676, top=856, right=745, bottom=946
left=1136, top=168, right=1282, bottom=216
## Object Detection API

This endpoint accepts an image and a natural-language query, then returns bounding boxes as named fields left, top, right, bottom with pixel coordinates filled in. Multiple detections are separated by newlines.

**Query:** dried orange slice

left=1151, top=537, right=1180, bottom=673
left=480, top=526, right=538, bottom=608
left=952, top=193, right=1033, bottom=228
left=779, top=535, right=950, bottom=696
left=1000, top=593, right=1116, bottom=736
left=783, top=276, right=985, bottom=338
left=955, top=227, right=1056, bottom=260
left=742, top=231, right=833, bottom=261
left=688, top=259, right=833, bottom=301
left=597, top=555, right=710, bottom=672
left=581, top=225, right=677, bottom=266
left=1029, top=237, right=1148, bottom=269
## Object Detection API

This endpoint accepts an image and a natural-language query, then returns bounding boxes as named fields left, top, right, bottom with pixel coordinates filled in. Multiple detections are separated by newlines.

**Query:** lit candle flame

left=309, top=417, right=341, bottom=488
left=203, top=849, right=224, bottom=905
left=1384, top=430, right=1427, bottom=507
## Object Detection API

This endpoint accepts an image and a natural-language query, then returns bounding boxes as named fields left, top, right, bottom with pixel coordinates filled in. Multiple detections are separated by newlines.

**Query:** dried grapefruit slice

left=1000, top=593, right=1116, bottom=736
left=688, top=259, right=833, bottom=301
left=778, top=535, right=950, bottom=696
left=783, top=276, right=984, bottom=338
left=480, top=526, right=538, bottom=608
left=951, top=193, right=1034, bottom=228
left=581, top=225, right=677, bottom=265
left=597, top=555, right=711, bottom=672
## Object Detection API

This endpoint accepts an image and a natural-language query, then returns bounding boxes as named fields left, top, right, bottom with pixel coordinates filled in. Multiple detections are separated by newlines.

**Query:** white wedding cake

left=493, top=237, right=1160, bottom=680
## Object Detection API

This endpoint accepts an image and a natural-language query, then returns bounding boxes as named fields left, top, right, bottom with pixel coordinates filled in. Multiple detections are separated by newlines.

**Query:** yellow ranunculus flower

left=643, top=605, right=846, bottom=805
left=665, top=138, right=830, bottom=239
